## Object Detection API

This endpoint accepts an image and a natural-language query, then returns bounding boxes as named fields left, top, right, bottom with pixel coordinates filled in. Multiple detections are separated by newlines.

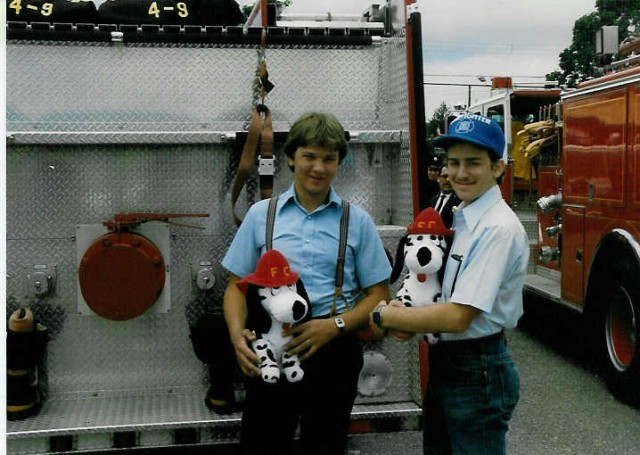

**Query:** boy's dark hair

left=490, top=153, right=505, bottom=186
left=284, top=112, right=348, bottom=167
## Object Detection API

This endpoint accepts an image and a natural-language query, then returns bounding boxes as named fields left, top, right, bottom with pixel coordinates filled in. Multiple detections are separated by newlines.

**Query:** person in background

left=222, top=112, right=391, bottom=455
left=427, top=154, right=442, bottom=183
left=370, top=114, right=528, bottom=455
left=428, top=165, right=461, bottom=229
left=420, top=154, right=442, bottom=211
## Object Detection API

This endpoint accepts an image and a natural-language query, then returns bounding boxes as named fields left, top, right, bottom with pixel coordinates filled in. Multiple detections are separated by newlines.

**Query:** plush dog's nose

left=292, top=300, right=307, bottom=321
left=417, top=247, right=432, bottom=266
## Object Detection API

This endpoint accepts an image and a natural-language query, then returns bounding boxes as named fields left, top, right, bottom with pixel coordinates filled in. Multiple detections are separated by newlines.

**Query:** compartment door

left=561, top=205, right=586, bottom=305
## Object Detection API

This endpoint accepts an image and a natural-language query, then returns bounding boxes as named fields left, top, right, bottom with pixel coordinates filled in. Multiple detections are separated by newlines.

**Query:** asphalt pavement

left=346, top=301, right=640, bottom=455
left=113, top=302, right=639, bottom=455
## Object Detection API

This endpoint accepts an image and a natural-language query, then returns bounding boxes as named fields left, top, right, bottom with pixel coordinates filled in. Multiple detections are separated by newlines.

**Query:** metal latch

left=190, top=261, right=221, bottom=292
left=27, top=264, right=57, bottom=297
left=111, top=31, right=124, bottom=43
left=258, top=155, right=275, bottom=176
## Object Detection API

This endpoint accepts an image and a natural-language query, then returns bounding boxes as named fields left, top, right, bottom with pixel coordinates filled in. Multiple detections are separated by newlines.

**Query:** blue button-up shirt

left=222, top=184, right=391, bottom=317
left=440, top=185, right=529, bottom=340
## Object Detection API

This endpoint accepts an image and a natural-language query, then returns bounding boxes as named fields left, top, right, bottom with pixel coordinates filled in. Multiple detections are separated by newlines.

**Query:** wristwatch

left=372, top=303, right=386, bottom=329
left=334, top=317, right=346, bottom=334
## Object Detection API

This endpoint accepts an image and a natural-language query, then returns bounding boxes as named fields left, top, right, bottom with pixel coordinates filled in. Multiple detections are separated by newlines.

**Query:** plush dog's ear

left=390, top=236, right=408, bottom=283
left=245, top=285, right=271, bottom=335
left=295, top=279, right=312, bottom=322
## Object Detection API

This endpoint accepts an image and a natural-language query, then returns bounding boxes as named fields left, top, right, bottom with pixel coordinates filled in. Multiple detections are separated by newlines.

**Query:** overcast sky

left=238, top=0, right=597, bottom=116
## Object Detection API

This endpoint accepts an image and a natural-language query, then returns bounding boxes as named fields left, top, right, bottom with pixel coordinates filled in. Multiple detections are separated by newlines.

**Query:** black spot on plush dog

left=236, top=250, right=311, bottom=383
left=390, top=208, right=453, bottom=343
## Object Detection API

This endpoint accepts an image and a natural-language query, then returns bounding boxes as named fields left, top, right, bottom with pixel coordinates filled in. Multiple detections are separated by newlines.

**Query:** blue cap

left=434, top=114, right=505, bottom=160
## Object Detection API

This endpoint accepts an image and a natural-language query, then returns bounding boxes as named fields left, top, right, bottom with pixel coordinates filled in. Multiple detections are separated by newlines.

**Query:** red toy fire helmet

left=407, top=207, right=454, bottom=237
left=236, top=250, right=299, bottom=295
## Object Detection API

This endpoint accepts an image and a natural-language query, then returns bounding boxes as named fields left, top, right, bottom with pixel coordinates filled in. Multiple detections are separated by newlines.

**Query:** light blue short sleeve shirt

left=440, top=185, right=529, bottom=340
left=222, top=184, right=392, bottom=317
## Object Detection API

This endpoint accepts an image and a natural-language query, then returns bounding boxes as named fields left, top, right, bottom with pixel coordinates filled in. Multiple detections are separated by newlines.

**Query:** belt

left=427, top=331, right=505, bottom=354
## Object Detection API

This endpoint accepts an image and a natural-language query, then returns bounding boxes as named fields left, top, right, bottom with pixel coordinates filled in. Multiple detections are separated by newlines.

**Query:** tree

left=546, top=0, right=640, bottom=87
left=426, top=102, right=449, bottom=138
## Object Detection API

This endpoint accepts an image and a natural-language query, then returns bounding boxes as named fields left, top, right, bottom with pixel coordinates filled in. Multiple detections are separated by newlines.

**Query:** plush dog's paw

left=283, top=365, right=304, bottom=382
left=261, top=365, right=281, bottom=383
left=282, top=354, right=304, bottom=382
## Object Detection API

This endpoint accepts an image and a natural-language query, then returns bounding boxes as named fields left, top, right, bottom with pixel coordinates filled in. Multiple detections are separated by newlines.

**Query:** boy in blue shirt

left=371, top=114, right=528, bottom=455
left=223, top=112, right=391, bottom=454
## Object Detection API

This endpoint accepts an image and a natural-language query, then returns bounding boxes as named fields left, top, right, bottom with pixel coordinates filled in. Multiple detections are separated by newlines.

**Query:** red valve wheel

left=78, top=232, right=166, bottom=321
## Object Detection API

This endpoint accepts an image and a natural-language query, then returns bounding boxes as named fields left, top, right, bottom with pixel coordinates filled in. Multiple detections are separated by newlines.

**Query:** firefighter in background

left=371, top=114, right=528, bottom=455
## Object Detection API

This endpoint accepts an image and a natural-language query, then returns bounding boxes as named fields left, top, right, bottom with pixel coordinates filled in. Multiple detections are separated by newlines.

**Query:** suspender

left=335, top=199, right=350, bottom=289
left=265, top=196, right=351, bottom=316
left=265, top=196, right=278, bottom=252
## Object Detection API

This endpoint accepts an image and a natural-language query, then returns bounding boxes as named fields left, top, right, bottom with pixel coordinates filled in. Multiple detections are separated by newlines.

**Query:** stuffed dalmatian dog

left=236, top=250, right=311, bottom=383
left=390, top=207, right=453, bottom=343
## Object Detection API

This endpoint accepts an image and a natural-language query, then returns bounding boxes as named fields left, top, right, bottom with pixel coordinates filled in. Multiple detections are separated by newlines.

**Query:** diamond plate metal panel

left=5, top=144, right=415, bottom=398
left=7, top=42, right=256, bottom=130
left=6, top=390, right=237, bottom=438
left=6, top=40, right=402, bottom=133
left=381, top=33, right=414, bottom=226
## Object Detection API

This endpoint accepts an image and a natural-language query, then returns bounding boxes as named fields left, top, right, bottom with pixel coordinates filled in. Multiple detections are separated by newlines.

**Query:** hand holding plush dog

left=382, top=208, right=453, bottom=342
left=236, top=250, right=311, bottom=383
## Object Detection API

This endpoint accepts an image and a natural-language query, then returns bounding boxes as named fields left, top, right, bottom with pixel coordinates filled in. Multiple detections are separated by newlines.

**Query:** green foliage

left=546, top=0, right=640, bottom=86
left=426, top=102, right=449, bottom=137
left=241, top=4, right=253, bottom=20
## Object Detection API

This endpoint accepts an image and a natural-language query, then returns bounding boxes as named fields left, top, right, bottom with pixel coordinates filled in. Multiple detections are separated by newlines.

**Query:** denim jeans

left=423, top=333, right=520, bottom=455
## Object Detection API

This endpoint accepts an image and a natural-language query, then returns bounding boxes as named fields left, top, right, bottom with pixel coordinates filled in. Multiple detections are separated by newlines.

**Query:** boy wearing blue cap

left=371, top=114, right=529, bottom=454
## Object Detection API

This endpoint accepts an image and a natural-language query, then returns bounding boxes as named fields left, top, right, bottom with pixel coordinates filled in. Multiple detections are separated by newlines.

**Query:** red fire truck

left=525, top=54, right=640, bottom=408
left=467, top=77, right=562, bottom=207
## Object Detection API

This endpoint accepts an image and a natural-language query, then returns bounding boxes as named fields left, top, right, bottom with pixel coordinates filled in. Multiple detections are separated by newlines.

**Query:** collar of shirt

left=455, top=185, right=502, bottom=231
left=279, top=183, right=342, bottom=215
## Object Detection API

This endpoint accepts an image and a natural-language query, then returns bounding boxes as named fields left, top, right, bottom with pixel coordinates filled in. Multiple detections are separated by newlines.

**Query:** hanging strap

left=331, top=200, right=350, bottom=316
left=265, top=195, right=279, bottom=251
left=264, top=197, right=351, bottom=317
left=231, top=105, right=274, bottom=226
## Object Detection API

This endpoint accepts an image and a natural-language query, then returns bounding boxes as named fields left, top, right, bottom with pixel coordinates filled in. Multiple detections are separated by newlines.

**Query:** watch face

left=373, top=310, right=383, bottom=328
left=335, top=317, right=346, bottom=328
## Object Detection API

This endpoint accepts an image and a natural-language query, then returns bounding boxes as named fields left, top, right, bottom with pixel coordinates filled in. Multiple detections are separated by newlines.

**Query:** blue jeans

left=423, top=333, right=520, bottom=455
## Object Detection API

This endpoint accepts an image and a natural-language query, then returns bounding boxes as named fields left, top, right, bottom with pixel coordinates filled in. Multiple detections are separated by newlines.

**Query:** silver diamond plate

left=6, top=40, right=404, bottom=133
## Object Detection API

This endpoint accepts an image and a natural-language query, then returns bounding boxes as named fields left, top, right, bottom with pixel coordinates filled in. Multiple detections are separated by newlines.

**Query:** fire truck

left=4, top=1, right=431, bottom=453
left=460, top=53, right=640, bottom=408
left=466, top=77, right=562, bottom=207
left=525, top=51, right=640, bottom=408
